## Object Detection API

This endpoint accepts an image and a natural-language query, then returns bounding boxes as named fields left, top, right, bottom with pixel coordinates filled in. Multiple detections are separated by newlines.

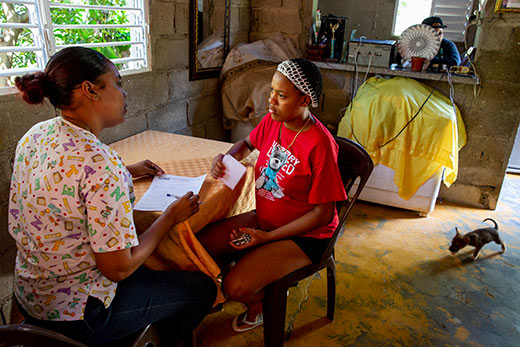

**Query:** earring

left=93, top=95, right=99, bottom=101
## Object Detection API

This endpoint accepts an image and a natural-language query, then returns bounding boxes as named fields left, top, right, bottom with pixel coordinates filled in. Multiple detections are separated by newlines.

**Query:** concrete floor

left=195, top=174, right=520, bottom=347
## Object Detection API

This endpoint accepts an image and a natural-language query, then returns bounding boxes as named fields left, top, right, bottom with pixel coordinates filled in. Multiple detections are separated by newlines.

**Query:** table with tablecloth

left=110, top=130, right=257, bottom=304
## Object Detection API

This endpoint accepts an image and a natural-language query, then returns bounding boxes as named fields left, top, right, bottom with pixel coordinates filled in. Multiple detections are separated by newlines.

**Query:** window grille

left=0, top=0, right=149, bottom=91
left=431, top=0, right=474, bottom=43
left=393, top=0, right=474, bottom=42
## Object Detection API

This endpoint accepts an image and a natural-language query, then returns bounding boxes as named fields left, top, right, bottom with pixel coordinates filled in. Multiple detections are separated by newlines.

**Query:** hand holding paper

left=219, top=154, right=246, bottom=190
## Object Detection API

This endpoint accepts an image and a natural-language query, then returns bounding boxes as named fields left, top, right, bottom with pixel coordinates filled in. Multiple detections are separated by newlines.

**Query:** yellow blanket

left=337, top=77, right=466, bottom=200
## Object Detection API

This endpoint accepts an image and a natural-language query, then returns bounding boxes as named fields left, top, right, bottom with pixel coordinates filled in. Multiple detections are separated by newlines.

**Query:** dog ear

left=455, top=227, right=460, bottom=235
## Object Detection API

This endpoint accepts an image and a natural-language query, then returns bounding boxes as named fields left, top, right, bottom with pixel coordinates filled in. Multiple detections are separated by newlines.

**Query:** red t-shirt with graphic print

left=249, top=113, right=347, bottom=239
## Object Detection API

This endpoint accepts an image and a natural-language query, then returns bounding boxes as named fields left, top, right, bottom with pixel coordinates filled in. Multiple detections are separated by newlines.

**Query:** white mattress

left=350, top=164, right=442, bottom=216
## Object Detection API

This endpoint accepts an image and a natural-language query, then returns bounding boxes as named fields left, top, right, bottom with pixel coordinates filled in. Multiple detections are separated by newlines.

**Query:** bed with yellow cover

left=337, top=76, right=466, bottom=215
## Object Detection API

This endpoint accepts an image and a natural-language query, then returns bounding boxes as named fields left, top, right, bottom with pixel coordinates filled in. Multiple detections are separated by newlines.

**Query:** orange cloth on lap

left=133, top=171, right=249, bottom=306
left=133, top=173, right=246, bottom=272
left=110, top=131, right=258, bottom=306
left=110, top=130, right=258, bottom=304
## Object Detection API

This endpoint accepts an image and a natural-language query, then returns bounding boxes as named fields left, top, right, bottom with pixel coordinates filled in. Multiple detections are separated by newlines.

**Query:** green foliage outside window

left=50, top=0, right=131, bottom=59
left=1, top=0, right=134, bottom=86
left=1, top=3, right=33, bottom=72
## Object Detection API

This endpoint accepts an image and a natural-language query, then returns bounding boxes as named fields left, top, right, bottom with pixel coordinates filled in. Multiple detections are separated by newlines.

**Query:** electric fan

left=397, top=24, right=441, bottom=61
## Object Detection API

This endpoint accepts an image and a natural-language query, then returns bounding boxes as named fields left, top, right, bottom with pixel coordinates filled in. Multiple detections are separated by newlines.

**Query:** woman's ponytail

left=15, top=71, right=50, bottom=105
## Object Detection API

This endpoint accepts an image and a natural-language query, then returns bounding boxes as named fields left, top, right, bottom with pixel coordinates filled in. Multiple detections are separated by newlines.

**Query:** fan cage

left=397, top=24, right=441, bottom=61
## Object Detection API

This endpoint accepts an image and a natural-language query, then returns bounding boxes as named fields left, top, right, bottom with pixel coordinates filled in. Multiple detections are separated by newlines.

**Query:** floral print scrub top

left=8, top=117, right=139, bottom=321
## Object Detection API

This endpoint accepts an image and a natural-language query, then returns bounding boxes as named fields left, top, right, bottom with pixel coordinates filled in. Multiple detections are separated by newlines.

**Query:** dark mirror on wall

left=189, top=0, right=230, bottom=80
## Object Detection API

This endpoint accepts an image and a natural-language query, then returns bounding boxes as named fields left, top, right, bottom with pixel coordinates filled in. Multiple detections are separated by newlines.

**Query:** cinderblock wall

left=249, top=0, right=312, bottom=50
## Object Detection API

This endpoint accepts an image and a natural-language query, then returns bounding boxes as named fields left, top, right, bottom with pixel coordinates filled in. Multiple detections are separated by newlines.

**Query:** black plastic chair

left=0, top=324, right=86, bottom=347
left=262, top=136, right=374, bottom=347
left=0, top=322, right=178, bottom=347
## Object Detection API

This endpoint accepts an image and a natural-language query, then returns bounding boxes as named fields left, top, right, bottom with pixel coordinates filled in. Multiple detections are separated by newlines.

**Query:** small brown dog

left=449, top=218, right=506, bottom=260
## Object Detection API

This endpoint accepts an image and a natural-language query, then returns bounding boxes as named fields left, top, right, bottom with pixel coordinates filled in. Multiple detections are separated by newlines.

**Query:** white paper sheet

left=219, top=154, right=247, bottom=190
left=134, top=174, right=206, bottom=211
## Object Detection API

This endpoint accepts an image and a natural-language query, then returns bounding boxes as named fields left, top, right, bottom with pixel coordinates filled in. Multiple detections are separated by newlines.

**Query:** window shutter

left=430, top=0, right=474, bottom=42
left=0, top=0, right=47, bottom=81
left=46, top=0, right=149, bottom=73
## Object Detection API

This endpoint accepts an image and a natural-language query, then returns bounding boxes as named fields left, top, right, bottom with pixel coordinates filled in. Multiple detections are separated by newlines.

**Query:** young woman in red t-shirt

left=197, top=58, right=346, bottom=332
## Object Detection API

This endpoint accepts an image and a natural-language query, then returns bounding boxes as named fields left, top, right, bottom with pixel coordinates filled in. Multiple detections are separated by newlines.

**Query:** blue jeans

left=18, top=267, right=217, bottom=346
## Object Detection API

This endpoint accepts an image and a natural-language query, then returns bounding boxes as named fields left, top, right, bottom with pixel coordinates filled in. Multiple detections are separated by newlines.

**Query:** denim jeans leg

left=16, top=267, right=217, bottom=346
left=15, top=298, right=96, bottom=344
left=90, top=267, right=217, bottom=345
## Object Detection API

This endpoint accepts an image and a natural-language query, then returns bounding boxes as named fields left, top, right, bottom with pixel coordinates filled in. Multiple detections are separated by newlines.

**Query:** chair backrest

left=0, top=324, right=86, bottom=347
left=319, top=136, right=374, bottom=262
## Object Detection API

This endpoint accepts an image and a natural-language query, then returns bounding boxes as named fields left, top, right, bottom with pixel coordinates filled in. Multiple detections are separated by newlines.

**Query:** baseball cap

left=422, top=16, right=447, bottom=28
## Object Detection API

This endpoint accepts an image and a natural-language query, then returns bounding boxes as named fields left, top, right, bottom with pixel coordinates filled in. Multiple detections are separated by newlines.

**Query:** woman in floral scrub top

left=9, top=47, right=216, bottom=345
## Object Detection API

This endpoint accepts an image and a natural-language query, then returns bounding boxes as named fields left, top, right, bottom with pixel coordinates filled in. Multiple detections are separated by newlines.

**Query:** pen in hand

left=166, top=193, right=204, bottom=204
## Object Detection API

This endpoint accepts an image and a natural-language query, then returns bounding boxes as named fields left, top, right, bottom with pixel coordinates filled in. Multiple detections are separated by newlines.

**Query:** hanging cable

left=377, top=88, right=435, bottom=148
left=363, top=54, right=373, bottom=84
left=352, top=36, right=366, bottom=99
left=463, top=4, right=482, bottom=97
left=446, top=69, right=458, bottom=118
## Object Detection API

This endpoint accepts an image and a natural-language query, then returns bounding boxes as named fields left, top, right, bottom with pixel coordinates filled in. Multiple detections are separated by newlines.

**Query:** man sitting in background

left=422, top=16, right=461, bottom=68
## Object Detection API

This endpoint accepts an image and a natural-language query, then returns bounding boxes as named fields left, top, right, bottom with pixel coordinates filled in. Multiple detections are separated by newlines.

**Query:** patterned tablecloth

left=110, top=130, right=257, bottom=301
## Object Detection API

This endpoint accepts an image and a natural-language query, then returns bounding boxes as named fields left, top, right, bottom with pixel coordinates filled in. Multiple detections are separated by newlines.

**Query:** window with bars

left=0, top=0, right=149, bottom=91
left=393, top=0, right=474, bottom=42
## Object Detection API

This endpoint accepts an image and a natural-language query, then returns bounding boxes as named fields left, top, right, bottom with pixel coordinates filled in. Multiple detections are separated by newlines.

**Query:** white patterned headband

left=277, top=60, right=319, bottom=108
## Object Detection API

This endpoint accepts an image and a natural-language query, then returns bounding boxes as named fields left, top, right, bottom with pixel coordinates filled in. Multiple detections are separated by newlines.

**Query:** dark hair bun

left=15, top=71, right=49, bottom=104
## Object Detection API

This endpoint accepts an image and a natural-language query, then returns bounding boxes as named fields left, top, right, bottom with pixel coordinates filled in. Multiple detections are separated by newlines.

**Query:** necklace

left=278, top=115, right=313, bottom=150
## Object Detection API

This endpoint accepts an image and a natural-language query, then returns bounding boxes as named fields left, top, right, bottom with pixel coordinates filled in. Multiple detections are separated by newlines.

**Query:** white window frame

left=393, top=0, right=474, bottom=42
left=0, top=0, right=150, bottom=95
left=431, top=0, right=474, bottom=43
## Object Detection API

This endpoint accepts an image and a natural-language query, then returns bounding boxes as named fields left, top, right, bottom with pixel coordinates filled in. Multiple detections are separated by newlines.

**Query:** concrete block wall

left=318, top=0, right=397, bottom=41
left=230, top=0, right=251, bottom=47
left=435, top=1, right=520, bottom=208
left=249, top=0, right=312, bottom=52
left=0, top=0, right=226, bottom=321
left=313, top=69, right=354, bottom=131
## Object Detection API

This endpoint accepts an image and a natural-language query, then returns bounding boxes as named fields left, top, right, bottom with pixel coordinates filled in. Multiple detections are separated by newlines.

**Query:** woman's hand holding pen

left=166, top=193, right=203, bottom=204
left=165, top=191, right=200, bottom=223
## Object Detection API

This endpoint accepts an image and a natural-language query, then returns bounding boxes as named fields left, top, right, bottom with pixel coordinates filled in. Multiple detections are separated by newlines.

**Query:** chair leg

left=263, top=281, right=288, bottom=347
left=130, top=323, right=195, bottom=347
left=326, top=259, right=336, bottom=321
left=130, top=323, right=161, bottom=347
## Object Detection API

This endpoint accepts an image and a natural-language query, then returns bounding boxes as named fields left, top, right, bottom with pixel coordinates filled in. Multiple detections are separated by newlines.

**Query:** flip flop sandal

left=232, top=310, right=263, bottom=332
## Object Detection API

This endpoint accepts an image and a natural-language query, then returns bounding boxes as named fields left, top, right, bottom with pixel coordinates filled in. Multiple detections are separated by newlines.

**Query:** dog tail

left=483, top=218, right=498, bottom=229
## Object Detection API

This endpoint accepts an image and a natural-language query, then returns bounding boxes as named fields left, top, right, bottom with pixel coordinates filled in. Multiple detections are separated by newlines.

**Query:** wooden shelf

left=314, top=61, right=479, bottom=85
